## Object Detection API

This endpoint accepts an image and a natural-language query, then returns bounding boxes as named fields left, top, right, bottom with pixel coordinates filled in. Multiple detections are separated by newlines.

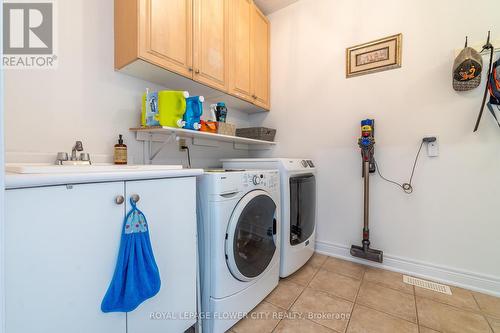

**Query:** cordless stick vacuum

left=350, top=119, right=383, bottom=263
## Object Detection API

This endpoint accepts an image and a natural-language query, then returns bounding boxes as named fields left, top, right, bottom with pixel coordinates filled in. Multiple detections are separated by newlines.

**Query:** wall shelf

left=130, top=126, right=277, bottom=163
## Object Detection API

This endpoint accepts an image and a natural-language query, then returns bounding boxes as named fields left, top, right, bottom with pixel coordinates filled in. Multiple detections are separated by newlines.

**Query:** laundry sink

left=5, top=163, right=183, bottom=174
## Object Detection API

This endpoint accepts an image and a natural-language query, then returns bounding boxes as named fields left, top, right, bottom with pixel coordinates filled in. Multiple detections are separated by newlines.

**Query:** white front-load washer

left=197, top=170, right=280, bottom=333
left=222, top=159, right=316, bottom=278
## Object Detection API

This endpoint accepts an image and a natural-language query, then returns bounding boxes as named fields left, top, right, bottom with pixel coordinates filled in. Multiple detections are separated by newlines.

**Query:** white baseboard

left=315, top=240, right=500, bottom=297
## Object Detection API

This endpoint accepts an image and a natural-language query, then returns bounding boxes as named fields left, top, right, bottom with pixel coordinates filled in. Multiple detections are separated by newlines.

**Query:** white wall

left=4, top=0, right=251, bottom=168
left=252, top=0, right=500, bottom=293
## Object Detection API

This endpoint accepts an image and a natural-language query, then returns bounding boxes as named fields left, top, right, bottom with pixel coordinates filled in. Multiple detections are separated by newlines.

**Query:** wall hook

left=482, top=31, right=493, bottom=52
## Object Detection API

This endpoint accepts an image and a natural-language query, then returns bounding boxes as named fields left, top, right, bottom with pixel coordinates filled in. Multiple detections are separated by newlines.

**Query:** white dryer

left=197, top=170, right=280, bottom=333
left=222, top=159, right=316, bottom=277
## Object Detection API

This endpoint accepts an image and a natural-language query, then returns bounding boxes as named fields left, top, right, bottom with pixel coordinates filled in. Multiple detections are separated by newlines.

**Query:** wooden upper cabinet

left=115, top=0, right=270, bottom=112
left=139, top=0, right=193, bottom=78
left=228, top=0, right=253, bottom=102
left=251, top=4, right=270, bottom=109
left=193, top=0, right=229, bottom=91
left=229, top=0, right=270, bottom=109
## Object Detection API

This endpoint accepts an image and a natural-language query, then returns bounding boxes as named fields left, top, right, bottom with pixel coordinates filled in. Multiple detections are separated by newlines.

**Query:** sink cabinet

left=125, top=178, right=197, bottom=333
left=5, top=177, right=197, bottom=333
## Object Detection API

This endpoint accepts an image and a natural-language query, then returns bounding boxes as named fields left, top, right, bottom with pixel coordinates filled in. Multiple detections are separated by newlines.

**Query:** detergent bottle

left=157, top=91, right=189, bottom=128
left=183, top=96, right=204, bottom=130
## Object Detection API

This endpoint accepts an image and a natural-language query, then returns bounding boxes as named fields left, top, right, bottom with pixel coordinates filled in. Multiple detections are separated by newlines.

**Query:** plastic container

left=183, top=96, right=204, bottom=130
left=215, top=102, right=227, bottom=123
left=158, top=91, right=189, bottom=128
left=200, top=120, right=217, bottom=133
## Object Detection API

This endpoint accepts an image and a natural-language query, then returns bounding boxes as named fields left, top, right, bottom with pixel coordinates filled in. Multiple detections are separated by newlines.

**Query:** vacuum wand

left=362, top=159, right=370, bottom=249
left=350, top=119, right=383, bottom=263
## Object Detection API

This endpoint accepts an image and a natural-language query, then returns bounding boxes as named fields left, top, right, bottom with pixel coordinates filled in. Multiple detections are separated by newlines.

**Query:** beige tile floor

left=227, top=253, right=500, bottom=333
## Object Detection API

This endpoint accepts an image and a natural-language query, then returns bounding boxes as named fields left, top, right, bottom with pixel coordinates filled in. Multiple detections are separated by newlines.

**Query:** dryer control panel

left=285, top=159, right=315, bottom=171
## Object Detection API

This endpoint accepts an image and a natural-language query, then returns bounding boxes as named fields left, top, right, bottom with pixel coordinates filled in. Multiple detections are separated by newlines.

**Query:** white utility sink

left=5, top=163, right=183, bottom=174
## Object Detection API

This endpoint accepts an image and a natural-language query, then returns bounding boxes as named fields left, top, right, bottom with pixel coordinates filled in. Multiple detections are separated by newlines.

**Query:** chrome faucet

left=56, top=141, right=91, bottom=165
left=71, top=141, right=84, bottom=161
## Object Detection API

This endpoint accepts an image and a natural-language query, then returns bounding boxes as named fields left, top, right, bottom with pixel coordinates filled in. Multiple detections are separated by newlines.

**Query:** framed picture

left=346, top=34, right=402, bottom=78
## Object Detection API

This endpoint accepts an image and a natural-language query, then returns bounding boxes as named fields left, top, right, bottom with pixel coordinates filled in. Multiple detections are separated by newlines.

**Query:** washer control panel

left=222, top=158, right=317, bottom=172
left=252, top=175, right=261, bottom=185
left=242, top=171, right=279, bottom=190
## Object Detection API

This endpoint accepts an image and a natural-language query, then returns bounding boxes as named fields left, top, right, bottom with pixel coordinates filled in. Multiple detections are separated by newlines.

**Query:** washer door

left=226, top=190, right=277, bottom=282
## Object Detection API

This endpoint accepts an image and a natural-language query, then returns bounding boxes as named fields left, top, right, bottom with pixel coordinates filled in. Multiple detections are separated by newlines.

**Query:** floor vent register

left=403, top=275, right=452, bottom=295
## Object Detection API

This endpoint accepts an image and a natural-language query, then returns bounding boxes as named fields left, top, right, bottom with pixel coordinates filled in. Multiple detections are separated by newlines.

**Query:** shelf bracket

left=147, top=132, right=177, bottom=164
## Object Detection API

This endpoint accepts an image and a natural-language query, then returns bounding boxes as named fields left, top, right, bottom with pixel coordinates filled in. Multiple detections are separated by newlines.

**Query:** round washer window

left=226, top=192, right=277, bottom=280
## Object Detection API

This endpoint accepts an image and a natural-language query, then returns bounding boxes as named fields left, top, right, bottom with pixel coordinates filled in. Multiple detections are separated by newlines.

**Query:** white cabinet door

left=5, top=182, right=126, bottom=333
left=126, top=177, right=197, bottom=333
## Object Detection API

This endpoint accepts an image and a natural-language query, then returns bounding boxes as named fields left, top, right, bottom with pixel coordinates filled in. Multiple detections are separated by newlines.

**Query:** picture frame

left=346, top=34, right=402, bottom=78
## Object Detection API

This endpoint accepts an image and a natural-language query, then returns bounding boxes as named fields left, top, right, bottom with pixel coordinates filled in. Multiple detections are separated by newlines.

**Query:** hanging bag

left=486, top=60, right=500, bottom=128
left=473, top=32, right=498, bottom=131
left=101, top=197, right=161, bottom=313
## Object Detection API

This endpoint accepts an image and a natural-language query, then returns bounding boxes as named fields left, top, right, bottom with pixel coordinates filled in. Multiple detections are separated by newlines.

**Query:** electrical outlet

left=178, top=138, right=186, bottom=151
left=425, top=136, right=439, bottom=157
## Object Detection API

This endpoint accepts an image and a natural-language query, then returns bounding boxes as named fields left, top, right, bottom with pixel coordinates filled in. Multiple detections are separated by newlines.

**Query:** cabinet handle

left=131, top=194, right=140, bottom=203
left=115, top=195, right=125, bottom=205
left=252, top=95, right=257, bottom=99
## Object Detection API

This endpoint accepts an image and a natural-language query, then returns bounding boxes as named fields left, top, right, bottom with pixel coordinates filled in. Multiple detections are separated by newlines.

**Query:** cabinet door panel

left=140, top=0, right=193, bottom=77
left=228, top=0, right=253, bottom=101
left=251, top=5, right=270, bottom=109
left=126, top=177, right=197, bottom=333
left=193, top=0, right=228, bottom=91
left=5, top=183, right=126, bottom=333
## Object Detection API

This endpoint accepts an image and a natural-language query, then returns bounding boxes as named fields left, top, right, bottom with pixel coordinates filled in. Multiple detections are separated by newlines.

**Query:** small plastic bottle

left=114, top=134, right=128, bottom=165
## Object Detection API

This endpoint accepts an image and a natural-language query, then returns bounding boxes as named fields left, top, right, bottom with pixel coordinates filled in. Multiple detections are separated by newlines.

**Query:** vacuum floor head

left=350, top=245, right=383, bottom=263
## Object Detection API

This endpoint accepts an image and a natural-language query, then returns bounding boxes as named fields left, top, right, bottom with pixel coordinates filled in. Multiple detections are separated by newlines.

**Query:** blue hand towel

left=101, top=198, right=161, bottom=313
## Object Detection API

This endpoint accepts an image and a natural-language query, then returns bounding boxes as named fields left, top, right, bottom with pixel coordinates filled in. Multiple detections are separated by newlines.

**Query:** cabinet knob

left=131, top=194, right=140, bottom=203
left=252, top=95, right=257, bottom=99
left=195, top=69, right=200, bottom=74
left=188, top=67, right=193, bottom=72
left=115, top=195, right=125, bottom=205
